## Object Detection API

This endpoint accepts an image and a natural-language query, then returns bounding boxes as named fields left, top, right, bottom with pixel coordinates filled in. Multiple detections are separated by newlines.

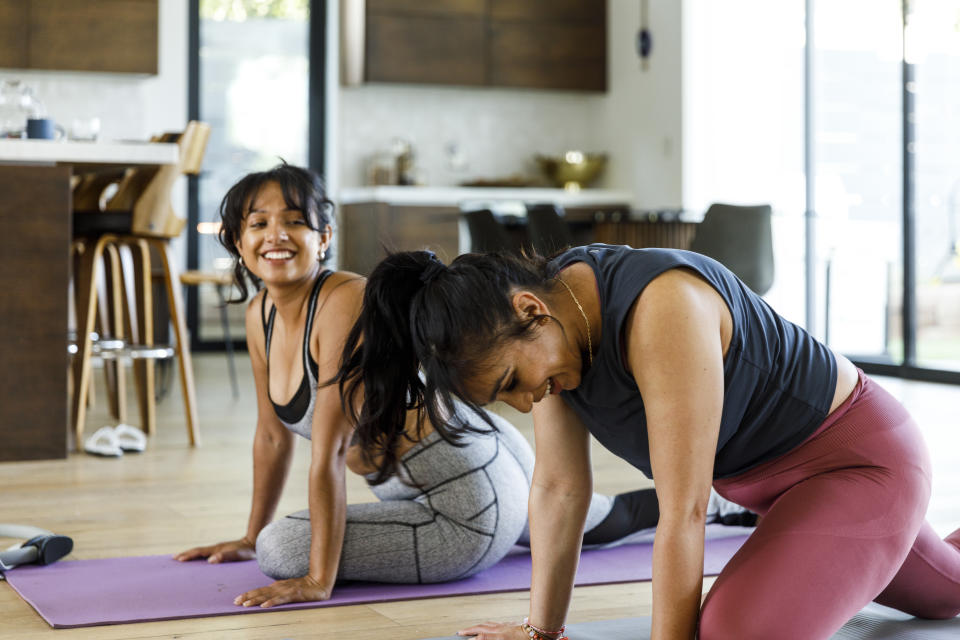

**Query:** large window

left=188, top=0, right=313, bottom=347
left=815, top=0, right=903, bottom=360
left=910, top=0, right=960, bottom=372
left=687, top=0, right=960, bottom=383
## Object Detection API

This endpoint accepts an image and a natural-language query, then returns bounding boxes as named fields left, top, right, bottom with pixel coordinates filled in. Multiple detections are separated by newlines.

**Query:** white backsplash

left=338, top=83, right=606, bottom=188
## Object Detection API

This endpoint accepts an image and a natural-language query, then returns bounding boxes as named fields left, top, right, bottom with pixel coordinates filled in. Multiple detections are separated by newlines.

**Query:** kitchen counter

left=0, top=141, right=178, bottom=462
left=338, top=185, right=636, bottom=207
left=0, top=139, right=178, bottom=166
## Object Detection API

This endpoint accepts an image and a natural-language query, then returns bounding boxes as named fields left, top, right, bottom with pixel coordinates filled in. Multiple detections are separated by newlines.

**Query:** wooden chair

left=179, top=269, right=239, bottom=398
left=71, top=121, right=211, bottom=450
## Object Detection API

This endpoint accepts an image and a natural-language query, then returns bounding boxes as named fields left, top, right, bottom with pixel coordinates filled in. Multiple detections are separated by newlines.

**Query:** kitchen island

left=0, top=140, right=178, bottom=461
left=337, top=185, right=636, bottom=274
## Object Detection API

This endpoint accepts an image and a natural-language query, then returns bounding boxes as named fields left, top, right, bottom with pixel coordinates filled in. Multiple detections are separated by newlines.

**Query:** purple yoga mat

left=4, top=526, right=751, bottom=629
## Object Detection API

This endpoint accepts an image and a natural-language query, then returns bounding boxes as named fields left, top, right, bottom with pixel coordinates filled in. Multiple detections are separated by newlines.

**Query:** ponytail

left=337, top=249, right=559, bottom=484
left=337, top=251, right=455, bottom=484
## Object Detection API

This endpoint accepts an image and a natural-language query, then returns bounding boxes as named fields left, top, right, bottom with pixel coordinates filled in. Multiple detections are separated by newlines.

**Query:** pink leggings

left=699, top=371, right=960, bottom=639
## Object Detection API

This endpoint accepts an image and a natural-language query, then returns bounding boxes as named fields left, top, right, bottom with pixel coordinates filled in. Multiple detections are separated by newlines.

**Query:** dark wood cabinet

left=366, top=14, right=485, bottom=85
left=489, top=0, right=605, bottom=91
left=0, top=1, right=29, bottom=69
left=340, top=202, right=461, bottom=275
left=354, top=0, right=607, bottom=92
left=0, top=0, right=157, bottom=74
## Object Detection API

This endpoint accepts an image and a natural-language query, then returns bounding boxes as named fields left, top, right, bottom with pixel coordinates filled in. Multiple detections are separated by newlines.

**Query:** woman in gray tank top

left=172, top=166, right=726, bottom=610
left=346, top=247, right=960, bottom=640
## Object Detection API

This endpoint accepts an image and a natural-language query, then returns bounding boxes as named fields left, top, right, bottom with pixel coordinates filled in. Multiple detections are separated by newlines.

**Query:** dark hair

left=336, top=250, right=560, bottom=484
left=217, top=162, right=335, bottom=302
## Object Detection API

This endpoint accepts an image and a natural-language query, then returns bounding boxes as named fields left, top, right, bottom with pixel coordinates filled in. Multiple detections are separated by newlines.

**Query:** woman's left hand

left=234, top=575, right=330, bottom=608
left=457, top=621, right=528, bottom=639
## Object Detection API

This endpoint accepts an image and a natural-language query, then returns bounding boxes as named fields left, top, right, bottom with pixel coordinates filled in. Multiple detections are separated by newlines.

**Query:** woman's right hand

left=173, top=537, right=256, bottom=564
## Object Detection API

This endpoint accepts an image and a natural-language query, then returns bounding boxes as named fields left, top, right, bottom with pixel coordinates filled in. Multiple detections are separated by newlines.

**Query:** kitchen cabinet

left=489, top=0, right=606, bottom=92
left=345, top=0, right=606, bottom=92
left=0, top=1, right=29, bottom=69
left=341, top=202, right=462, bottom=275
left=0, top=0, right=157, bottom=74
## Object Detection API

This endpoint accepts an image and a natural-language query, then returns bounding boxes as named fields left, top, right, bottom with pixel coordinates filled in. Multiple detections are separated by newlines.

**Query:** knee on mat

left=255, top=522, right=307, bottom=581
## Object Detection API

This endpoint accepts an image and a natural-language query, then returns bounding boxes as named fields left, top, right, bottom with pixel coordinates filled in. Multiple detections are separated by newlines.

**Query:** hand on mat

left=234, top=575, right=330, bottom=608
left=457, top=621, right=527, bottom=639
left=173, top=538, right=256, bottom=564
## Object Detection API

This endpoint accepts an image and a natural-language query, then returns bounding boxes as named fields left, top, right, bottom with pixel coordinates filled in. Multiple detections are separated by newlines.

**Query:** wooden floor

left=2, top=354, right=958, bottom=639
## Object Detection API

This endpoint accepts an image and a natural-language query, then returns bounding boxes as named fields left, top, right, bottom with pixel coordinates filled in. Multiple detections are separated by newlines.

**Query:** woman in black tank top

left=346, top=248, right=960, bottom=640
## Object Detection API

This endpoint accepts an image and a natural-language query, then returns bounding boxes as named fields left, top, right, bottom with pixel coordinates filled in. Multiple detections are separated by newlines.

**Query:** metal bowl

left=535, top=151, right=607, bottom=190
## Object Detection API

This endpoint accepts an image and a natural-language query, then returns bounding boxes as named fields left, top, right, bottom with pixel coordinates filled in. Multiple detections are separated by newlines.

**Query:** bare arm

left=237, top=276, right=365, bottom=606
left=628, top=270, right=726, bottom=640
left=458, top=396, right=592, bottom=640
left=176, top=291, right=295, bottom=563
left=527, top=395, right=594, bottom=629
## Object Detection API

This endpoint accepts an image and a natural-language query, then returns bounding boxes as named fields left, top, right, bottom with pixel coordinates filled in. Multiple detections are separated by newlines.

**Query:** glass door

left=189, top=0, right=312, bottom=347
left=814, top=0, right=904, bottom=360
left=908, top=0, right=960, bottom=371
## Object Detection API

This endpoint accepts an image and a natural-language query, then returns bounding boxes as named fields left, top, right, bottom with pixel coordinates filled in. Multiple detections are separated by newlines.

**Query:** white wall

left=593, top=0, right=684, bottom=209
left=338, top=84, right=604, bottom=189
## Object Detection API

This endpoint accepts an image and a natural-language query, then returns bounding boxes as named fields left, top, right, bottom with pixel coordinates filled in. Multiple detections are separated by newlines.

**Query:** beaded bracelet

left=520, top=618, right=568, bottom=640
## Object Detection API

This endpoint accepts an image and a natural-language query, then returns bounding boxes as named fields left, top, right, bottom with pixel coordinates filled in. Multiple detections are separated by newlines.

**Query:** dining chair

left=462, top=208, right=513, bottom=253
left=525, top=203, right=574, bottom=256
left=70, top=121, right=210, bottom=450
left=179, top=269, right=239, bottom=399
left=689, top=203, right=775, bottom=296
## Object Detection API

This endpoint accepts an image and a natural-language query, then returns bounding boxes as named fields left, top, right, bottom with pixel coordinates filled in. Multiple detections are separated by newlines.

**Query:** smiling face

left=459, top=292, right=587, bottom=413
left=234, top=181, right=331, bottom=286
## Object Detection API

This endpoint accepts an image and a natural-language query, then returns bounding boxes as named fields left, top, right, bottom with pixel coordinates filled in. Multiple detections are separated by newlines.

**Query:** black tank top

left=550, top=244, right=837, bottom=479
left=261, top=271, right=332, bottom=425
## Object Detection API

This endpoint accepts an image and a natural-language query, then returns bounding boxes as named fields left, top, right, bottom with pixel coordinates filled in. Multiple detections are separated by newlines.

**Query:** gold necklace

left=556, top=277, right=593, bottom=367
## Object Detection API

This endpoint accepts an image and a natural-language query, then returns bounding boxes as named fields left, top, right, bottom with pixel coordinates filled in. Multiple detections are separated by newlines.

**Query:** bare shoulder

left=312, top=271, right=366, bottom=356
left=317, top=271, right=365, bottom=317
left=624, top=268, right=729, bottom=374
left=630, top=269, right=725, bottom=329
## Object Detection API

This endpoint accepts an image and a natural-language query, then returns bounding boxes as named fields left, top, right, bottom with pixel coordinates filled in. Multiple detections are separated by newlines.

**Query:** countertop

left=0, top=139, right=178, bottom=165
left=338, top=185, right=635, bottom=207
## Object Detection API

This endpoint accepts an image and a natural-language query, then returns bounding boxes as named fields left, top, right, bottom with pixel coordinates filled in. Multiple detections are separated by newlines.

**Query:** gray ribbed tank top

left=550, top=244, right=837, bottom=479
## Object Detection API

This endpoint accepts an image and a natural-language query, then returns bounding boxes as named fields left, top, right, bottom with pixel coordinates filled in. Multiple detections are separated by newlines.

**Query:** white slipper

left=84, top=426, right=123, bottom=457
left=113, top=424, right=147, bottom=453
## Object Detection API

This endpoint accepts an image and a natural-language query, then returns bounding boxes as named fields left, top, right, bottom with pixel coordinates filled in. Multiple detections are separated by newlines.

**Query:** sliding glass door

left=814, top=0, right=903, bottom=360
left=187, top=0, right=316, bottom=348
left=909, top=0, right=960, bottom=372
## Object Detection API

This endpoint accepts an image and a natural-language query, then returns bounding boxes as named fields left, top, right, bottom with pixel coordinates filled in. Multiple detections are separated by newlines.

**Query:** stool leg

left=101, top=242, right=126, bottom=423
left=215, top=284, right=239, bottom=399
left=71, top=236, right=112, bottom=451
left=126, top=239, right=156, bottom=436
left=151, top=238, right=199, bottom=446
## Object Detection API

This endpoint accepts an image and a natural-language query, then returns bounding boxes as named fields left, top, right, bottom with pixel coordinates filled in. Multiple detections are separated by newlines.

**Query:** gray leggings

left=256, top=410, right=615, bottom=583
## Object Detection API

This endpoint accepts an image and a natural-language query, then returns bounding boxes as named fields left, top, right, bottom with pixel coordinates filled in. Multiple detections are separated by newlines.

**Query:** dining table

left=0, top=139, right=178, bottom=461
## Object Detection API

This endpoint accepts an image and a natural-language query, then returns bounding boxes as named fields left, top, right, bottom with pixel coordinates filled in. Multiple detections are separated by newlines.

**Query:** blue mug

left=26, top=118, right=66, bottom=140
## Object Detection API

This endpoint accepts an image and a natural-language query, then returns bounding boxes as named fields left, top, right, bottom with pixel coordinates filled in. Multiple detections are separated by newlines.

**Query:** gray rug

left=426, top=604, right=959, bottom=639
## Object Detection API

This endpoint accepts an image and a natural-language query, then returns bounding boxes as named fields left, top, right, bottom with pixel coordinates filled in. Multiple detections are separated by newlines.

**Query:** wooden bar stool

left=71, top=121, right=211, bottom=450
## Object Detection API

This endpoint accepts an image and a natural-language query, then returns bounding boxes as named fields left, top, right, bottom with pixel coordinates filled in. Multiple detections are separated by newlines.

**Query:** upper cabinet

left=343, top=0, right=607, bottom=92
left=0, top=0, right=158, bottom=74
left=488, top=0, right=606, bottom=92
